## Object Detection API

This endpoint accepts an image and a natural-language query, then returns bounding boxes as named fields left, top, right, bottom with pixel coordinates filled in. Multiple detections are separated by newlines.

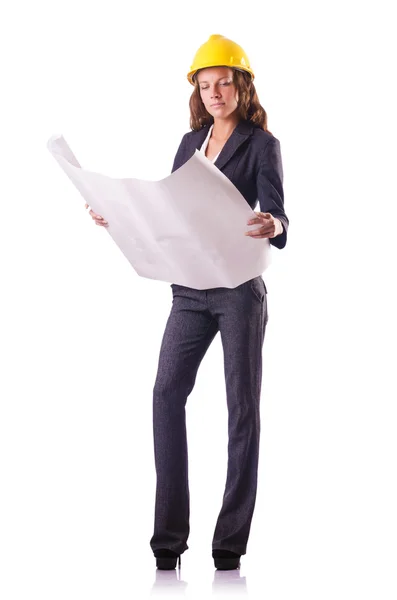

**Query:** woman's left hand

left=245, top=212, right=283, bottom=239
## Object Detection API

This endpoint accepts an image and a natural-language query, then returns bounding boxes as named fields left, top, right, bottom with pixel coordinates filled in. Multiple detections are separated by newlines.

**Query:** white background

left=1, top=0, right=396, bottom=598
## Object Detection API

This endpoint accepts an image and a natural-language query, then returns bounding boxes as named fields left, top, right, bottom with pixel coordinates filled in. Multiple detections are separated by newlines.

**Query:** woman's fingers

left=85, top=204, right=108, bottom=225
left=94, top=215, right=108, bottom=226
left=245, top=227, right=272, bottom=238
left=93, top=216, right=108, bottom=224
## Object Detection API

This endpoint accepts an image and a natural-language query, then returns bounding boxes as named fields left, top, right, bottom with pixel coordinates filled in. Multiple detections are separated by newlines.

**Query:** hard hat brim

left=187, top=65, right=255, bottom=85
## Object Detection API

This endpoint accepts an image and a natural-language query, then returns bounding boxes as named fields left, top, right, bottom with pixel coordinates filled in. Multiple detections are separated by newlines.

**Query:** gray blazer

left=171, top=119, right=289, bottom=249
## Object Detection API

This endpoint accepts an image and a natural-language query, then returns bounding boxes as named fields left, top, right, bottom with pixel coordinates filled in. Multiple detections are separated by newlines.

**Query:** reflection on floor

left=150, top=566, right=248, bottom=595
left=212, top=568, right=247, bottom=594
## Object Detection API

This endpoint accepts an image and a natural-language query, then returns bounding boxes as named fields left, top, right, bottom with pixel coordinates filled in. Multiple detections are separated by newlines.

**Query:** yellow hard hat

left=187, top=34, right=255, bottom=85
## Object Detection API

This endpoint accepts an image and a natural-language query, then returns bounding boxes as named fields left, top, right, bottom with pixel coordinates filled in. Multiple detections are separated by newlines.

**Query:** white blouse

left=200, top=124, right=220, bottom=163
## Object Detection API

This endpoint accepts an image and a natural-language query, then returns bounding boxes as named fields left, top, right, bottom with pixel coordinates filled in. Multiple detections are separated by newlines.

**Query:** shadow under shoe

left=212, top=549, right=241, bottom=570
left=154, top=549, right=181, bottom=570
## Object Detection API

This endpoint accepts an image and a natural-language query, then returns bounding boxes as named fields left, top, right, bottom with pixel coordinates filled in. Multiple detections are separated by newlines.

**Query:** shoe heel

left=156, top=555, right=181, bottom=570
left=214, top=557, right=240, bottom=570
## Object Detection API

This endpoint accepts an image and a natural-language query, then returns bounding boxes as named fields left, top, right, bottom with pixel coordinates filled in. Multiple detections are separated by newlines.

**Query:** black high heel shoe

left=154, top=549, right=181, bottom=570
left=212, top=549, right=241, bottom=570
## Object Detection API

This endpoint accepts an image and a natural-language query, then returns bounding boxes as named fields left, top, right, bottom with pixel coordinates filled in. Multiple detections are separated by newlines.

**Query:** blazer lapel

left=193, top=126, right=210, bottom=151
left=214, top=120, right=254, bottom=170
left=188, top=120, right=254, bottom=169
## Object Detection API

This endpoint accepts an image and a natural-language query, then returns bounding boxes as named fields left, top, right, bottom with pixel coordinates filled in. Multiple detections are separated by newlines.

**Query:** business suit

left=150, top=120, right=288, bottom=557
left=172, top=119, right=288, bottom=248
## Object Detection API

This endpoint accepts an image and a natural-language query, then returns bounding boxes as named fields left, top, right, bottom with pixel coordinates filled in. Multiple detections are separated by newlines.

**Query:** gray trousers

left=150, top=275, right=268, bottom=556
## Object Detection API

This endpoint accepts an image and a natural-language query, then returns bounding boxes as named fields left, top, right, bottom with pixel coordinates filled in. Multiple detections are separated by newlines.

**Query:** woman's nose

left=210, top=86, right=221, bottom=99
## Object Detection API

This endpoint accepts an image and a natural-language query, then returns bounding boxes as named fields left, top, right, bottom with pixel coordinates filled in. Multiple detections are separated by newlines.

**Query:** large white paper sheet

left=47, top=134, right=271, bottom=289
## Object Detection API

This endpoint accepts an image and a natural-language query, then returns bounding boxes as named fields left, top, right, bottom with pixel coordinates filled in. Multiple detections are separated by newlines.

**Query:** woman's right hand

left=85, top=203, right=108, bottom=226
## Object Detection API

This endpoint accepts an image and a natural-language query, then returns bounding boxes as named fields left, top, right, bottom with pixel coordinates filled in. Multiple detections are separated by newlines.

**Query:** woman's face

left=196, top=66, right=239, bottom=120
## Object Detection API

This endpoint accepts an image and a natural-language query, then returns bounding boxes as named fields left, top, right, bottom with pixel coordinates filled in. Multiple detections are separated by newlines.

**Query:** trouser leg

left=210, top=277, right=268, bottom=555
left=150, top=285, right=219, bottom=554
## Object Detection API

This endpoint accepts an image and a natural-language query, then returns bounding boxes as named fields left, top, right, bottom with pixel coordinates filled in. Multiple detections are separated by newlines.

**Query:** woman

left=86, top=34, right=289, bottom=571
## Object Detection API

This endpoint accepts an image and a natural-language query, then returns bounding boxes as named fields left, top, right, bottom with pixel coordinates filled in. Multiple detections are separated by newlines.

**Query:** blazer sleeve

left=171, top=133, right=188, bottom=174
left=257, top=137, right=289, bottom=249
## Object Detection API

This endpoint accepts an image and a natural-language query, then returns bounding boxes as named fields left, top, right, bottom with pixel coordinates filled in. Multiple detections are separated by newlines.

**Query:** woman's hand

left=85, top=203, right=108, bottom=227
left=245, top=212, right=283, bottom=239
